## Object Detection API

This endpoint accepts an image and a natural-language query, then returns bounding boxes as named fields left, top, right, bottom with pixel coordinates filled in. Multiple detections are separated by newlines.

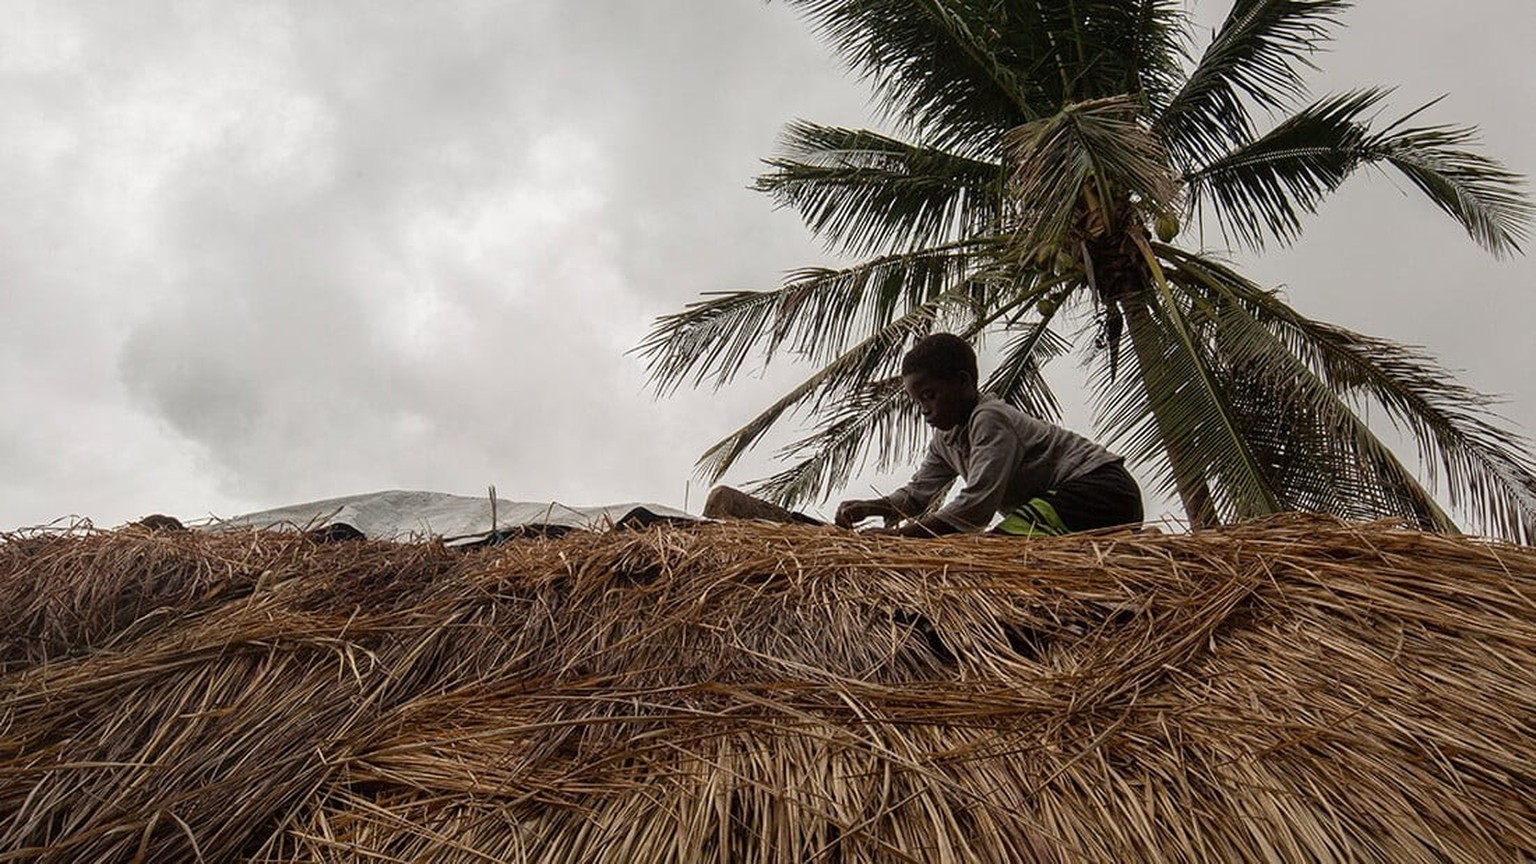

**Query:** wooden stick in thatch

left=0, top=515, right=1532, bottom=861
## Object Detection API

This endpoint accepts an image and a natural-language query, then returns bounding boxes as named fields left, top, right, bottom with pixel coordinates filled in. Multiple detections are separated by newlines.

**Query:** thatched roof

left=1, top=516, right=1532, bottom=861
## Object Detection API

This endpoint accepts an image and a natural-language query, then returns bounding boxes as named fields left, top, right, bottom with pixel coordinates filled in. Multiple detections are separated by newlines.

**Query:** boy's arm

left=837, top=438, right=956, bottom=528
left=926, top=409, right=1024, bottom=532
left=883, top=439, right=957, bottom=518
left=834, top=498, right=900, bottom=528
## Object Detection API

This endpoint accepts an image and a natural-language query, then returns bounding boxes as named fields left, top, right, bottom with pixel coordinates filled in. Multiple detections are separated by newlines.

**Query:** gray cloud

left=1, top=1, right=1532, bottom=529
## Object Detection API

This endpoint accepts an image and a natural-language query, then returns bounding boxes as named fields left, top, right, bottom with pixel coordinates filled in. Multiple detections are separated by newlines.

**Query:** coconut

left=1155, top=210, right=1180, bottom=242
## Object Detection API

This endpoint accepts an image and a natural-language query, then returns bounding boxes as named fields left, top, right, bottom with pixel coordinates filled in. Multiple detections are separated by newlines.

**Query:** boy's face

left=902, top=369, right=978, bottom=431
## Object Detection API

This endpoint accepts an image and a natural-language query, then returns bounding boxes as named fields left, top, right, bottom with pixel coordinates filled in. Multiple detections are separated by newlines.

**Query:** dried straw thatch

left=1, top=516, right=1532, bottom=862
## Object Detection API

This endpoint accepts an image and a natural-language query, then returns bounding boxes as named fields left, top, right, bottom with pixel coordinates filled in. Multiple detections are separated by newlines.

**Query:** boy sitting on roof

left=836, top=333, right=1143, bottom=537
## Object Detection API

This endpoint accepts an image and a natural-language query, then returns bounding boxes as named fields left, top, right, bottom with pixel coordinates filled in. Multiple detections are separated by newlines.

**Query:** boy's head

left=901, top=333, right=980, bottom=431
left=901, top=333, right=978, bottom=382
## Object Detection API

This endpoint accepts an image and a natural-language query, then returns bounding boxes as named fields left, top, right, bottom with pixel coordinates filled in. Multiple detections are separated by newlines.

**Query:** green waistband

left=995, top=497, right=1070, bottom=536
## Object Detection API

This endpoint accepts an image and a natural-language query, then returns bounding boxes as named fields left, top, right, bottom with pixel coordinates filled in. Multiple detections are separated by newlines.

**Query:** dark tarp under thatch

left=1, top=515, right=1532, bottom=862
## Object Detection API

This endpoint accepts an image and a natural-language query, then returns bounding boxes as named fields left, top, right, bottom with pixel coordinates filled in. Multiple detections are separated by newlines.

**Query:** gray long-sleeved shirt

left=885, top=396, right=1123, bottom=532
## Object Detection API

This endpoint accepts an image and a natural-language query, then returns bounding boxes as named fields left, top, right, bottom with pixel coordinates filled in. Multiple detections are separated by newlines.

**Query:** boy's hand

left=835, top=498, right=898, bottom=529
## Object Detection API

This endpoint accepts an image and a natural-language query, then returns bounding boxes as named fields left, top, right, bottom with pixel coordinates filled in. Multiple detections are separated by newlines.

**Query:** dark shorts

left=996, top=461, right=1144, bottom=535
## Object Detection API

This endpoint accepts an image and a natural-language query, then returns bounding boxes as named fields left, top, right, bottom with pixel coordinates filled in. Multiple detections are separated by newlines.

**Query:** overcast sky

left=2, top=1, right=1533, bottom=531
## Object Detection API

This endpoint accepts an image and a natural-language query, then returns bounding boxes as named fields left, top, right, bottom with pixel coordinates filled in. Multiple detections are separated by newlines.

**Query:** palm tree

left=638, top=0, right=1536, bottom=540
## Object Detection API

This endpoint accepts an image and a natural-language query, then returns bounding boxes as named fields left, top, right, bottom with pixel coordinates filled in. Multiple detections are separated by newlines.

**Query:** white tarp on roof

left=209, top=489, right=698, bottom=544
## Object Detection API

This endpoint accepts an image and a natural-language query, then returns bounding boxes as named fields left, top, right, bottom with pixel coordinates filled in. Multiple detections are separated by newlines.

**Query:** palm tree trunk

left=1121, top=296, right=1221, bottom=529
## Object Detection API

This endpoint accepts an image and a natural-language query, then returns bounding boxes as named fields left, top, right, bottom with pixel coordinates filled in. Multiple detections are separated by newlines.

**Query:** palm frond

left=1282, top=322, right=1536, bottom=541
left=1184, top=88, right=1388, bottom=250
left=756, top=122, right=1007, bottom=256
left=783, top=0, right=1185, bottom=148
left=703, top=290, right=1039, bottom=503
left=1007, top=94, right=1181, bottom=258
left=1364, top=116, right=1533, bottom=257
left=1126, top=0, right=1192, bottom=115
left=636, top=242, right=990, bottom=394
left=1096, top=241, right=1282, bottom=521
left=1185, top=90, right=1533, bottom=253
left=982, top=305, right=1073, bottom=423
left=750, top=284, right=1074, bottom=506
left=636, top=289, right=786, bottom=395
left=1160, top=254, right=1455, bottom=529
left=783, top=0, right=1043, bottom=147
left=1007, top=0, right=1185, bottom=107
left=1156, top=0, right=1351, bottom=163
left=694, top=291, right=992, bottom=488
left=747, top=376, right=924, bottom=505
left=1160, top=245, right=1536, bottom=541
